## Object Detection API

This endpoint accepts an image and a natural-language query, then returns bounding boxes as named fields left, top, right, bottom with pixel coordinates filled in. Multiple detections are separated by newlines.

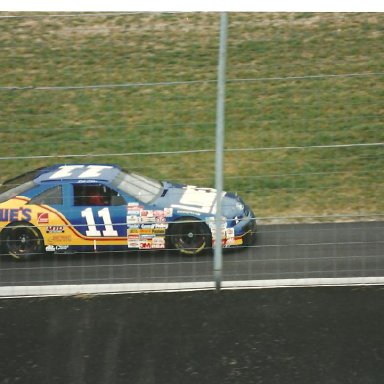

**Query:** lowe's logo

left=0, top=208, right=32, bottom=222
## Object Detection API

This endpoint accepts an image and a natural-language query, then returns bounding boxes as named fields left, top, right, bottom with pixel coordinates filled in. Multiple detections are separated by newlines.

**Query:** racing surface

left=0, top=221, right=383, bottom=288
left=1, top=286, right=384, bottom=384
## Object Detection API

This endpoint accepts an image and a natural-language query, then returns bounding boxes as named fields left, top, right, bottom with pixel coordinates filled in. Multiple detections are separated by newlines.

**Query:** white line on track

left=1, top=276, right=384, bottom=298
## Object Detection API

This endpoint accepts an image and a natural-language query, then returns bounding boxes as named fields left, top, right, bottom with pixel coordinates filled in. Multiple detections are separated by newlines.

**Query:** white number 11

left=81, top=207, right=118, bottom=237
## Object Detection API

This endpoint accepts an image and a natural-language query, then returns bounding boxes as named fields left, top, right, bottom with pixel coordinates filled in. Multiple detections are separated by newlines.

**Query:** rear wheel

left=1, top=223, right=44, bottom=261
left=169, top=218, right=211, bottom=255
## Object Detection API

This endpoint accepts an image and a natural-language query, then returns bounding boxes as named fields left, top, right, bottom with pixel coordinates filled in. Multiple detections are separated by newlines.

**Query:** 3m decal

left=139, top=241, right=152, bottom=249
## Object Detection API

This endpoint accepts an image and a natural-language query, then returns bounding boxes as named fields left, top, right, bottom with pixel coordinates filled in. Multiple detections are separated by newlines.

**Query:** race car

left=0, top=164, right=256, bottom=260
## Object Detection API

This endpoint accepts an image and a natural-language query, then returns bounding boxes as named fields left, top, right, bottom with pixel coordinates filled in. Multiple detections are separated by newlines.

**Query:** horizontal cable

left=0, top=142, right=382, bottom=161
left=0, top=79, right=210, bottom=91
left=225, top=142, right=384, bottom=152
left=0, top=12, right=144, bottom=19
left=0, top=149, right=214, bottom=161
left=0, top=72, right=382, bottom=91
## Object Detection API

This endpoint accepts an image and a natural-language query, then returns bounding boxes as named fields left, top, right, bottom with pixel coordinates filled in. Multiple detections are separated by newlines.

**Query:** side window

left=29, top=185, right=63, bottom=206
left=73, top=184, right=125, bottom=206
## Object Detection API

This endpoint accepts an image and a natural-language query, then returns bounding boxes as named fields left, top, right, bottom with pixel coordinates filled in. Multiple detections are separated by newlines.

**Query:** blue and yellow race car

left=0, top=164, right=256, bottom=260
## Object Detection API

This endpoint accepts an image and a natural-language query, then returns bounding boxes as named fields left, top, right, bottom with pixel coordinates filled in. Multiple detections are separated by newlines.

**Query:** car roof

left=34, top=164, right=122, bottom=184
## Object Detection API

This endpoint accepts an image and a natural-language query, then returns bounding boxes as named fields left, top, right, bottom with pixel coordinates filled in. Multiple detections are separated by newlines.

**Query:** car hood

left=152, top=181, right=246, bottom=218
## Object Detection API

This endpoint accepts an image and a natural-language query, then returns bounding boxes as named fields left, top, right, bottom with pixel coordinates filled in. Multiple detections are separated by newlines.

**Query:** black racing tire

left=239, top=219, right=257, bottom=251
left=168, top=218, right=211, bottom=255
left=1, top=222, right=45, bottom=261
left=243, top=225, right=257, bottom=247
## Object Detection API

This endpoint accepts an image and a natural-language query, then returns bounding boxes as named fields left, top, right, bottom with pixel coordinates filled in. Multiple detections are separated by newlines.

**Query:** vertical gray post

left=214, top=12, right=228, bottom=291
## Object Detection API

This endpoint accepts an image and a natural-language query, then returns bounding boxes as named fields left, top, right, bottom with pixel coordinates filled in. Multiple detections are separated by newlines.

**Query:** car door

left=65, top=182, right=128, bottom=241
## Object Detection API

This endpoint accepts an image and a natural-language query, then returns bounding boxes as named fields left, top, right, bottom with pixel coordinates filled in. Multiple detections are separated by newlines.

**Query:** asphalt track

left=0, top=221, right=383, bottom=293
left=1, top=287, right=384, bottom=384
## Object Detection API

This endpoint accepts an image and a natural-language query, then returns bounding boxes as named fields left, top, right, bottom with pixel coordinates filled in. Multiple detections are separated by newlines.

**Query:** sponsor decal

left=0, top=208, right=31, bottom=222
left=37, top=212, right=49, bottom=224
left=139, top=228, right=153, bottom=236
left=213, top=237, right=242, bottom=247
left=226, top=228, right=235, bottom=238
left=126, top=208, right=172, bottom=226
left=155, top=223, right=169, bottom=229
left=45, top=245, right=69, bottom=252
left=139, top=240, right=152, bottom=249
left=127, top=209, right=141, bottom=215
left=176, top=210, right=201, bottom=216
left=46, top=226, right=65, bottom=233
left=127, top=215, right=140, bottom=224
left=152, top=237, right=165, bottom=249
left=140, top=224, right=155, bottom=229
left=211, top=228, right=227, bottom=238
left=140, top=210, right=156, bottom=223
left=131, top=223, right=169, bottom=230
left=128, top=234, right=139, bottom=240
left=127, top=202, right=142, bottom=208
left=164, top=208, right=173, bottom=217
left=127, top=234, right=140, bottom=248
left=211, top=227, right=235, bottom=241
left=153, top=210, right=168, bottom=223
left=47, top=235, right=72, bottom=243
left=76, top=179, right=98, bottom=184
left=128, top=240, right=140, bottom=248
left=127, top=203, right=144, bottom=216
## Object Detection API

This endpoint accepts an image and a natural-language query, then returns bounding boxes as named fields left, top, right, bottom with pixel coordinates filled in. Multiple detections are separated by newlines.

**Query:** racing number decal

left=49, top=165, right=113, bottom=179
left=81, top=208, right=118, bottom=237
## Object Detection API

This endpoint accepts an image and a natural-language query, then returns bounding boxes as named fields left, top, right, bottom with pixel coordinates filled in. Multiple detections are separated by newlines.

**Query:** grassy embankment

left=0, top=12, right=383, bottom=221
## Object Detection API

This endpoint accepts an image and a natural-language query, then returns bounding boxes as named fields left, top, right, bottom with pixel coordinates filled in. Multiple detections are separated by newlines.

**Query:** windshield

left=111, top=171, right=163, bottom=204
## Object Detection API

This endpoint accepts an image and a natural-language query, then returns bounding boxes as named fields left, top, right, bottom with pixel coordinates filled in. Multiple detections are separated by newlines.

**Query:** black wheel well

left=2, top=221, right=44, bottom=240
left=167, top=216, right=212, bottom=247
left=1, top=221, right=45, bottom=260
left=168, top=216, right=211, bottom=232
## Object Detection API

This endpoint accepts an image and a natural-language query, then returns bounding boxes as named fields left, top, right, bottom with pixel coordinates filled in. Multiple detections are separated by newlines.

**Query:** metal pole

left=214, top=12, right=228, bottom=291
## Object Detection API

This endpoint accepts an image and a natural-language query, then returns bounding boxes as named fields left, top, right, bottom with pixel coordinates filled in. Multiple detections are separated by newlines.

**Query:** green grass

left=0, top=12, right=383, bottom=222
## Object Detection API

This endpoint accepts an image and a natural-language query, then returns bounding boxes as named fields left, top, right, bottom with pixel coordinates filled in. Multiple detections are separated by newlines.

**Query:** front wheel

left=168, top=218, right=211, bottom=255
left=1, top=223, right=45, bottom=261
